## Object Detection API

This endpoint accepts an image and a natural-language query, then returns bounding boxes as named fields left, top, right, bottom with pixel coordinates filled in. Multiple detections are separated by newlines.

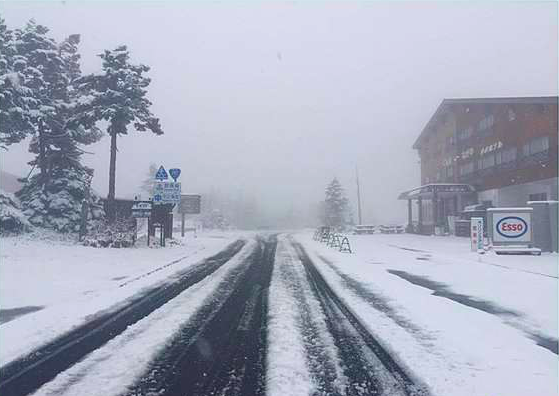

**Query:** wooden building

left=400, top=96, right=558, bottom=235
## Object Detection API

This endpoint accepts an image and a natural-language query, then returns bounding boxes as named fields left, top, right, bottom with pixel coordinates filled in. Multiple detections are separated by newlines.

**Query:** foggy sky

left=1, top=1, right=557, bottom=225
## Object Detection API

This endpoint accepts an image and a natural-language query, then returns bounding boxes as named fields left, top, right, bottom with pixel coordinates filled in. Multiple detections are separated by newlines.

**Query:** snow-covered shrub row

left=82, top=218, right=136, bottom=248
left=0, top=189, right=31, bottom=234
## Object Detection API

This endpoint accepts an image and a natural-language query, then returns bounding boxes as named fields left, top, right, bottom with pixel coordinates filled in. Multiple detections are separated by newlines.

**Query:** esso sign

left=496, top=216, right=528, bottom=238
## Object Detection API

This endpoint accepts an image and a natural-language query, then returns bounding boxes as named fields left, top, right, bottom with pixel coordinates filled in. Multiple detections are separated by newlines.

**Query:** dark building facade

left=400, top=96, right=558, bottom=234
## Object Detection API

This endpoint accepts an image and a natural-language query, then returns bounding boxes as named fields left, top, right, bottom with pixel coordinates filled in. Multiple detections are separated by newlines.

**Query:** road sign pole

left=181, top=212, right=185, bottom=237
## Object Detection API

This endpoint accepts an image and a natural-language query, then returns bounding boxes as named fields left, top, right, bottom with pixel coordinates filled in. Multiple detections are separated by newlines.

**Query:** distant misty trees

left=0, top=17, right=163, bottom=234
left=140, top=163, right=158, bottom=198
left=321, top=178, right=353, bottom=230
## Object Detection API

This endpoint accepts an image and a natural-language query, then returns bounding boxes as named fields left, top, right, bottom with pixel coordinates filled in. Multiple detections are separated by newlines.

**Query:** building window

left=529, top=193, right=547, bottom=201
left=458, top=126, right=473, bottom=141
left=508, top=108, right=516, bottom=121
left=478, top=153, right=495, bottom=170
left=459, top=161, right=474, bottom=176
left=522, top=136, right=549, bottom=157
left=503, top=147, right=517, bottom=163
left=496, top=147, right=518, bottom=170
left=446, top=165, right=454, bottom=178
left=478, top=114, right=495, bottom=131
left=446, top=135, right=455, bottom=147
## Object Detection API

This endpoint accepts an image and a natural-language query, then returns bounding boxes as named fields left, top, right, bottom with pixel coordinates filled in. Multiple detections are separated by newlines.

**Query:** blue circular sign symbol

left=496, top=216, right=528, bottom=238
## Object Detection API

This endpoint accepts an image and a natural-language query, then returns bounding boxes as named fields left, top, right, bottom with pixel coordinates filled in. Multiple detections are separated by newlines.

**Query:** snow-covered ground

left=30, top=239, right=258, bottom=396
left=0, top=230, right=249, bottom=366
left=296, top=231, right=558, bottom=396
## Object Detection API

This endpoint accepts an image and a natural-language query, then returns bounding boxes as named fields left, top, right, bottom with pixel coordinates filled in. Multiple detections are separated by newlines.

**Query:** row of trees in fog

left=0, top=17, right=162, bottom=232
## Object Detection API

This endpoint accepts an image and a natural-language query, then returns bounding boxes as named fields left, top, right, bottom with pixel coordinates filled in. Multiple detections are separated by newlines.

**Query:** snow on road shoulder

left=335, top=232, right=558, bottom=344
left=295, top=232, right=558, bottom=396
left=0, top=231, right=246, bottom=366
left=267, top=235, right=316, bottom=396
left=30, top=239, right=258, bottom=396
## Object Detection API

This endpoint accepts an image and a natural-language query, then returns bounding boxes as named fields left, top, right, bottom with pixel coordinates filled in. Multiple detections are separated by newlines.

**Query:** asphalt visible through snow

left=0, top=234, right=426, bottom=396
left=126, top=235, right=276, bottom=396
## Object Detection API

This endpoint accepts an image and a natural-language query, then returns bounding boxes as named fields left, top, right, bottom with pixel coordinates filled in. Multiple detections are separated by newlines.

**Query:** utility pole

left=356, top=166, right=363, bottom=225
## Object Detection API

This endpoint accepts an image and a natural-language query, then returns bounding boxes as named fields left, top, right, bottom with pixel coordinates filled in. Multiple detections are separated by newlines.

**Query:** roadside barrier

left=314, top=227, right=353, bottom=253
left=328, top=234, right=341, bottom=248
left=339, top=237, right=352, bottom=253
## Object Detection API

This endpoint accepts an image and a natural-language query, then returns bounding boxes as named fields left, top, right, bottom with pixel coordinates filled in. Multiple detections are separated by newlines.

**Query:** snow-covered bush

left=82, top=218, right=136, bottom=248
left=16, top=167, right=104, bottom=233
left=0, top=189, right=31, bottom=234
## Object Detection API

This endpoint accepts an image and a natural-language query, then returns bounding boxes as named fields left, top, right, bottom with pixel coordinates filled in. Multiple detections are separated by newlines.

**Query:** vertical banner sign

left=471, top=217, right=484, bottom=252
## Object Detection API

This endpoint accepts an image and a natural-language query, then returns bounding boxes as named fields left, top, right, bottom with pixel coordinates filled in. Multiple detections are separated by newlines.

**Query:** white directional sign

left=153, top=181, right=181, bottom=204
left=131, top=201, right=152, bottom=218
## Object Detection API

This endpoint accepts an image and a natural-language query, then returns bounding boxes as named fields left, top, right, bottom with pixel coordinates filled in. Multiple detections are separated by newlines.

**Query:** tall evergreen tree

left=77, top=46, right=163, bottom=220
left=0, top=17, right=37, bottom=148
left=323, top=178, right=350, bottom=229
left=15, top=21, right=104, bottom=232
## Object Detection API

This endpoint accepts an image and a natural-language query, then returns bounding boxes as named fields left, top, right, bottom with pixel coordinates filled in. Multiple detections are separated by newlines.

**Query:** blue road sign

left=155, top=166, right=168, bottom=180
left=169, top=168, right=181, bottom=182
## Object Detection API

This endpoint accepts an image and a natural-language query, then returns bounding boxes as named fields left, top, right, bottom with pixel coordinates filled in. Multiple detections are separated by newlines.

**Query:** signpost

left=179, top=194, right=201, bottom=237
left=470, top=217, right=484, bottom=253
left=153, top=181, right=181, bottom=205
left=131, top=201, right=152, bottom=218
left=144, top=165, right=182, bottom=246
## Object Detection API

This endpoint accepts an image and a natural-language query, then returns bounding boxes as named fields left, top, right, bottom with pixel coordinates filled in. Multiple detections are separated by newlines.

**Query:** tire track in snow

left=293, top=242, right=429, bottom=396
left=269, top=236, right=348, bottom=396
left=125, top=235, right=276, bottom=396
left=0, top=240, right=246, bottom=396
left=316, top=254, right=435, bottom=346
left=31, top=240, right=260, bottom=396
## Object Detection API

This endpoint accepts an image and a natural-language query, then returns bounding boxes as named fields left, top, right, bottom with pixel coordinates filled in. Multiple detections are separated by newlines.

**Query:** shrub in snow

left=16, top=167, right=104, bottom=233
left=0, top=189, right=31, bottom=234
left=82, top=218, right=136, bottom=248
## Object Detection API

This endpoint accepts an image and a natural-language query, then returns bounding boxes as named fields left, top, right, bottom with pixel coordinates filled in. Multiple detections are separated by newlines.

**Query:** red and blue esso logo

left=496, top=216, right=528, bottom=238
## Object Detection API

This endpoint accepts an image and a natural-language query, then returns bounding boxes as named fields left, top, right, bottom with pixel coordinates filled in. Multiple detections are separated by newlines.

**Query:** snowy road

left=0, top=240, right=247, bottom=396
left=0, top=232, right=554, bottom=396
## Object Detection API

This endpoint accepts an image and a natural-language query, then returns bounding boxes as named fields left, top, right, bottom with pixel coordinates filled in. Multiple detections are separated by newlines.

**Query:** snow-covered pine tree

left=0, top=17, right=38, bottom=148
left=323, top=178, right=350, bottom=230
left=76, top=46, right=164, bottom=221
left=15, top=21, right=104, bottom=232
left=140, top=163, right=158, bottom=198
